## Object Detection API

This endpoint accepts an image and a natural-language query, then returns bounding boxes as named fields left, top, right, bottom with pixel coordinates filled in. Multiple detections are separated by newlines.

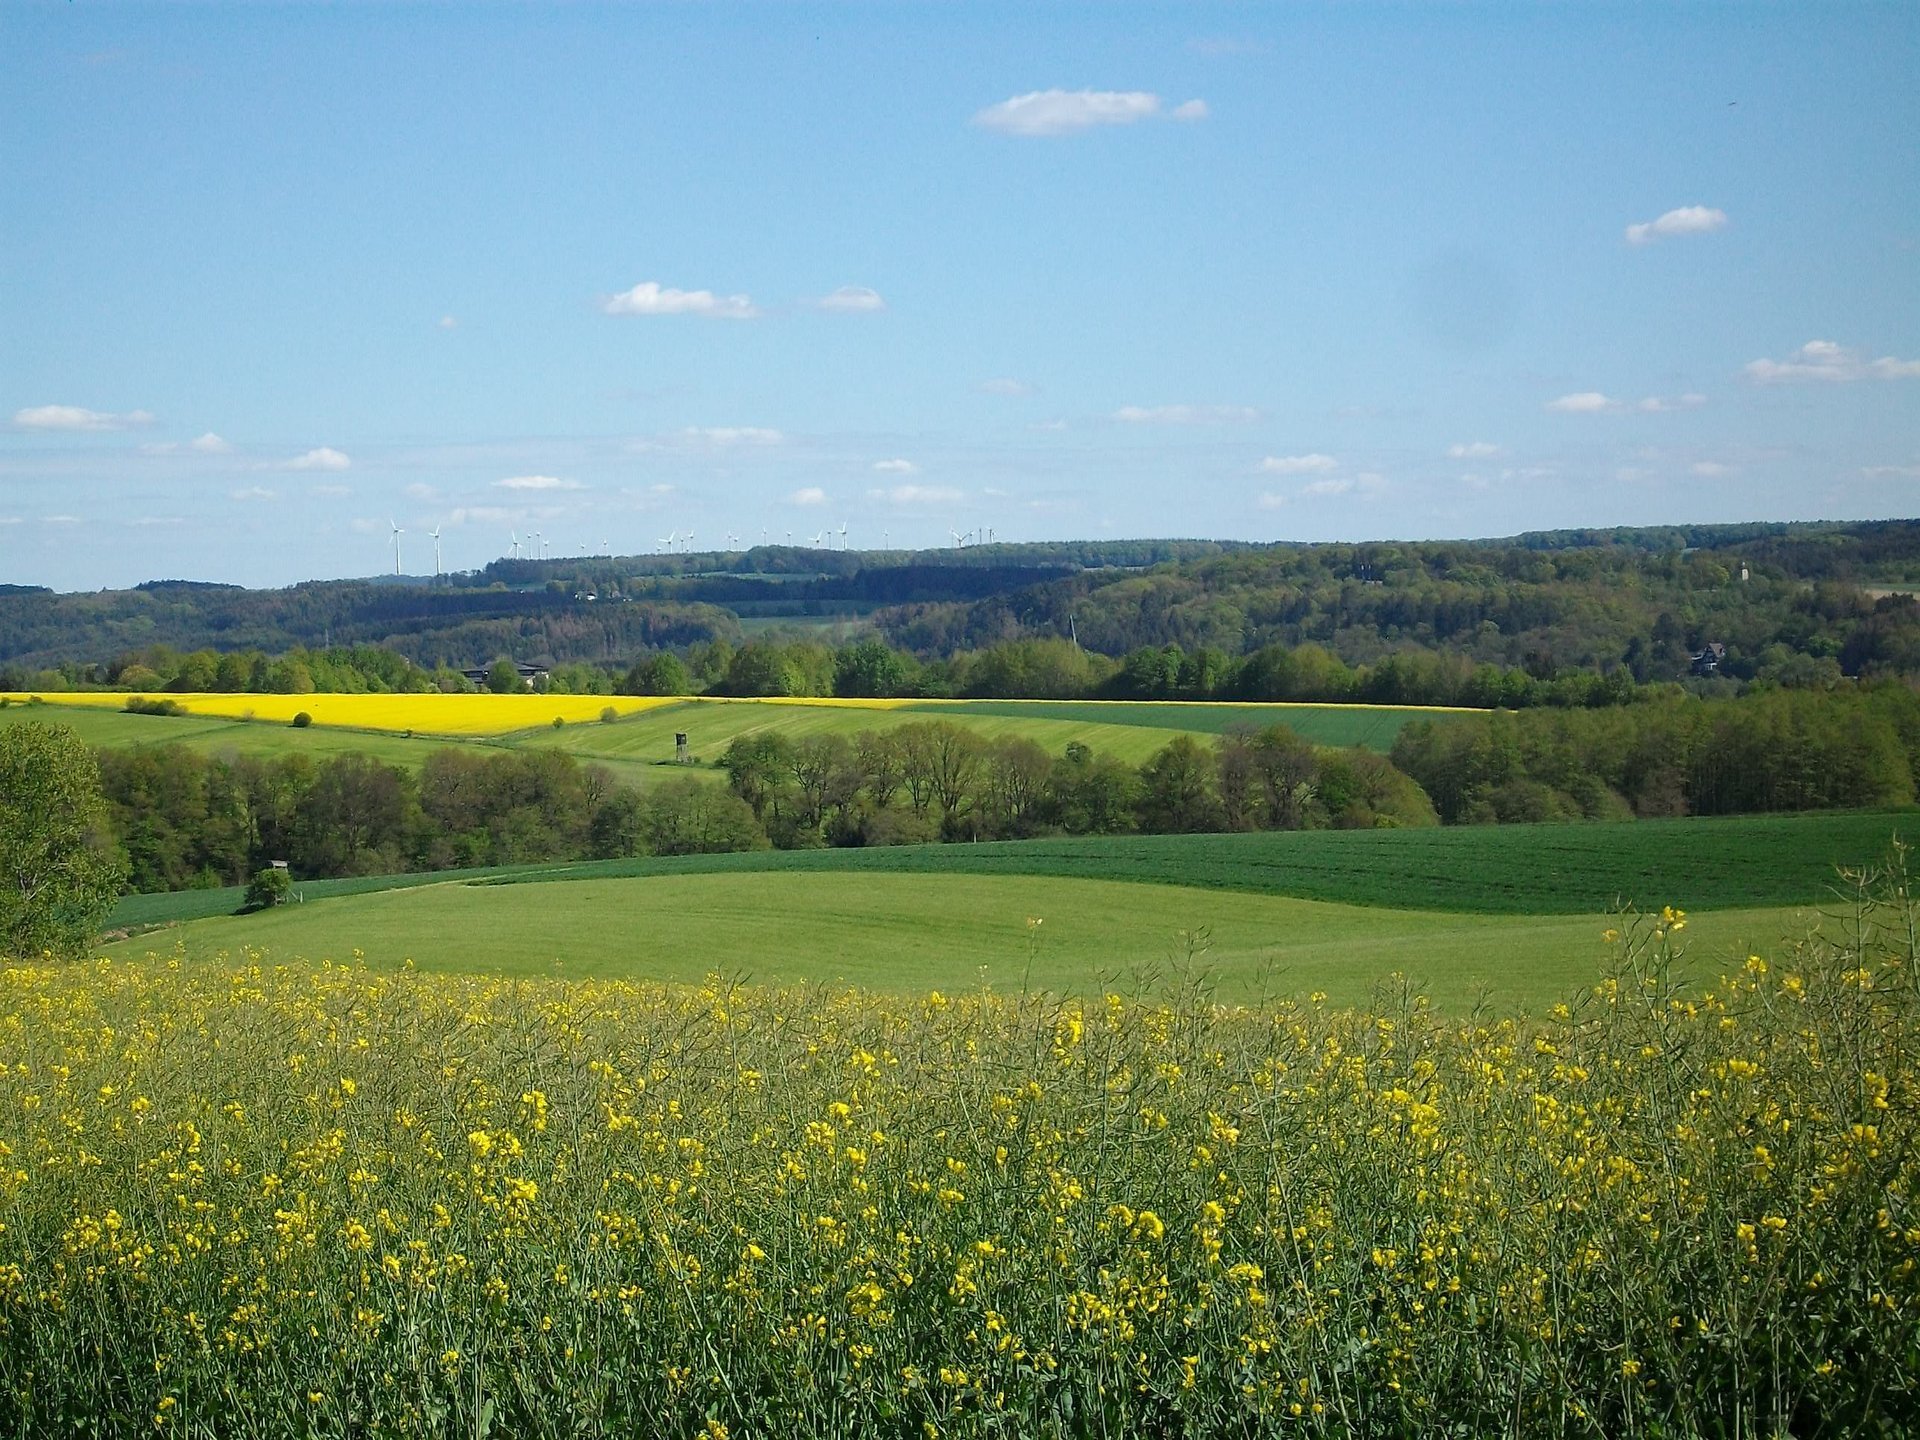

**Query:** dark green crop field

left=108, top=808, right=1913, bottom=934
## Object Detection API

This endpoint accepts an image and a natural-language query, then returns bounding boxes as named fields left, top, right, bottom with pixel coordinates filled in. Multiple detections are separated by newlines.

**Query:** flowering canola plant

left=3, top=691, right=682, bottom=735
left=0, top=913, right=1914, bottom=1437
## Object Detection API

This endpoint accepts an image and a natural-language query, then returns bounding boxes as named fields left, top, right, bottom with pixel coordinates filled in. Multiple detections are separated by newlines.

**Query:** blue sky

left=3, top=2, right=1916, bottom=590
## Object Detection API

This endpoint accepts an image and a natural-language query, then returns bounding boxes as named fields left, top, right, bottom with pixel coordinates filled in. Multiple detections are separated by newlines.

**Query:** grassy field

left=100, top=869, right=1811, bottom=1011
left=0, top=700, right=469, bottom=771
left=106, top=808, right=1914, bottom=938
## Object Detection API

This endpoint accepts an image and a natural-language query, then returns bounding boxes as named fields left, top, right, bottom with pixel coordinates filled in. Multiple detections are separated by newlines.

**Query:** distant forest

left=5, top=520, right=1919, bottom=705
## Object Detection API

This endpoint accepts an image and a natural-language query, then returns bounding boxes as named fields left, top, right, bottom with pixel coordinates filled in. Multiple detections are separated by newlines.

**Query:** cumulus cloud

left=1625, top=205, right=1728, bottom=245
left=972, top=89, right=1202, bottom=137
left=1744, top=340, right=1920, bottom=383
left=603, top=281, right=759, bottom=320
left=788, top=487, right=829, bottom=507
left=494, top=475, right=581, bottom=491
left=869, top=484, right=964, bottom=505
left=1447, top=441, right=1502, bottom=459
left=284, top=446, right=352, bottom=471
left=1115, top=403, right=1261, bottom=425
left=13, top=404, right=155, bottom=431
left=1546, top=392, right=1705, bottom=414
left=1259, top=453, right=1337, bottom=475
left=979, top=378, right=1034, bottom=397
left=190, top=432, right=231, bottom=453
left=229, top=486, right=276, bottom=502
left=814, top=285, right=885, bottom=312
left=1298, top=472, right=1385, bottom=500
left=873, top=459, right=919, bottom=475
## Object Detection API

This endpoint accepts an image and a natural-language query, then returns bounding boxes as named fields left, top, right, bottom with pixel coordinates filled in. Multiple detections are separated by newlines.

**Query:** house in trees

left=1690, top=642, right=1727, bottom=677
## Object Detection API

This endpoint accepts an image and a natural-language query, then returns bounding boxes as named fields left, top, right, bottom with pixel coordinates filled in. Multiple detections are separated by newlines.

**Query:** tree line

left=1389, top=683, right=1920, bottom=824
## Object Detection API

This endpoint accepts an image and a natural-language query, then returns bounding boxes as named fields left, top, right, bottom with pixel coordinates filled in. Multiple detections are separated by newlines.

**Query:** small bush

left=600, top=706, right=619, bottom=724
left=291, top=711, right=313, bottom=728
left=123, top=696, right=185, bottom=717
left=240, top=866, right=292, bottom=912
left=552, top=716, right=565, bottom=729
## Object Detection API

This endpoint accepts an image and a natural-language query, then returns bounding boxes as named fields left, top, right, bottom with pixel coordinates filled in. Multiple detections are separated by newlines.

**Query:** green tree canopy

left=0, top=724, right=123, bottom=959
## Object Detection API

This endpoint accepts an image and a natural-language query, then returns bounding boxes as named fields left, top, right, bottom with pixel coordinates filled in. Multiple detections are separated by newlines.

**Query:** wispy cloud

left=437, top=315, right=458, bottom=330
left=229, top=486, right=276, bottom=502
left=282, top=446, right=352, bottom=471
left=603, top=281, right=759, bottom=320
left=678, top=426, right=783, bottom=447
left=788, top=487, right=828, bottom=507
left=979, top=378, right=1034, bottom=398
left=1115, top=403, right=1260, bottom=425
left=311, top=484, right=352, bottom=498
left=869, top=484, right=964, bottom=505
left=1744, top=340, right=1920, bottom=383
left=1259, top=453, right=1337, bottom=474
left=1863, top=464, right=1920, bottom=479
left=813, top=285, right=885, bottom=312
left=972, top=89, right=1205, bottom=137
left=13, top=404, right=155, bottom=432
left=1690, top=461, right=1736, bottom=478
left=493, top=475, right=581, bottom=491
left=1545, top=391, right=1706, bottom=414
left=1625, top=205, right=1728, bottom=245
left=43, top=514, right=81, bottom=525
left=190, top=432, right=231, bottom=453
left=873, top=459, right=919, bottom=475
left=1447, top=441, right=1502, bottom=459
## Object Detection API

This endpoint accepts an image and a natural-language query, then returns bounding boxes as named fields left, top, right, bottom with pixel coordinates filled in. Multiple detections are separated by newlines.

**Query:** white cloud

left=438, top=315, right=458, bottom=330
left=1546, top=391, right=1615, bottom=414
left=0, top=516, right=21, bottom=526
left=1259, top=453, right=1337, bottom=475
left=1690, top=461, right=1736, bottom=478
left=1863, top=464, right=1920, bottom=479
left=680, top=426, right=783, bottom=446
left=404, top=483, right=440, bottom=500
left=603, top=281, right=759, bottom=319
left=311, top=484, right=352, bottom=498
left=1625, top=205, right=1728, bottom=245
left=1744, top=340, right=1920, bottom=383
left=43, top=514, right=81, bottom=525
left=1029, top=419, right=1070, bottom=432
left=1546, top=391, right=1705, bottom=414
left=1300, top=477, right=1353, bottom=497
left=284, top=446, right=352, bottom=471
left=869, top=484, right=964, bottom=505
left=229, top=486, right=276, bottom=502
left=494, top=475, right=581, bottom=491
left=979, top=378, right=1034, bottom=397
left=450, top=506, right=516, bottom=526
left=1447, top=441, right=1502, bottom=459
left=873, top=458, right=919, bottom=475
left=815, top=285, right=885, bottom=312
left=788, top=487, right=829, bottom=507
left=189, top=432, right=231, bottom=453
left=127, top=516, right=185, bottom=528
left=1255, top=493, right=1290, bottom=511
left=1115, top=403, right=1261, bottom=425
left=13, top=404, right=155, bottom=432
left=1170, top=99, right=1209, bottom=122
left=973, top=89, right=1182, bottom=137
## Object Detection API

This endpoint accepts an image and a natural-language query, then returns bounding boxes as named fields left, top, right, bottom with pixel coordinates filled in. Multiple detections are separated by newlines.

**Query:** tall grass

left=1, top=877, right=1916, bottom=1436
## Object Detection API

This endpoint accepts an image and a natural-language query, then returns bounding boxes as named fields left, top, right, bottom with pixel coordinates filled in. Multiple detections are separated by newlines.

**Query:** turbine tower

left=428, top=525, right=442, bottom=578
left=390, top=519, right=403, bottom=575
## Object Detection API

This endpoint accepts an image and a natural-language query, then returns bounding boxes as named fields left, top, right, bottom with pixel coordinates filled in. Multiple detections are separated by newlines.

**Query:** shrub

left=600, top=705, right=619, bottom=724
left=241, top=866, right=292, bottom=912
left=291, top=711, right=313, bottom=728
left=123, top=696, right=185, bottom=717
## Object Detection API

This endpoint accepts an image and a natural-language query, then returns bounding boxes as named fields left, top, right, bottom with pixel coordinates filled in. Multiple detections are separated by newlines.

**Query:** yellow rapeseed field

left=3, top=691, right=683, bottom=735
left=0, top=908, right=1914, bottom=1437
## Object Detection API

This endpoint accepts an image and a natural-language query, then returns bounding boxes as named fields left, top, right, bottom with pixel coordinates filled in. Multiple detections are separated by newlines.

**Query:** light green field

left=0, top=702, right=468, bottom=771
left=106, top=870, right=1814, bottom=1012
left=3, top=695, right=1442, bottom=792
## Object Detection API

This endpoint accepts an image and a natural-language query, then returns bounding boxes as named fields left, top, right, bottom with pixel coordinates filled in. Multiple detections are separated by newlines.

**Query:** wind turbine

left=838, top=521, right=849, bottom=550
left=428, top=525, right=442, bottom=577
left=390, top=519, right=403, bottom=575
left=658, top=531, right=675, bottom=554
left=509, top=530, right=520, bottom=559
left=685, top=529, right=695, bottom=552
left=949, top=529, right=964, bottom=549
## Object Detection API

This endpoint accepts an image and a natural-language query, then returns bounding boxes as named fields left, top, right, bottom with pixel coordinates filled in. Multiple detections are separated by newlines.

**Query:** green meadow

left=101, top=869, right=1814, bottom=1012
